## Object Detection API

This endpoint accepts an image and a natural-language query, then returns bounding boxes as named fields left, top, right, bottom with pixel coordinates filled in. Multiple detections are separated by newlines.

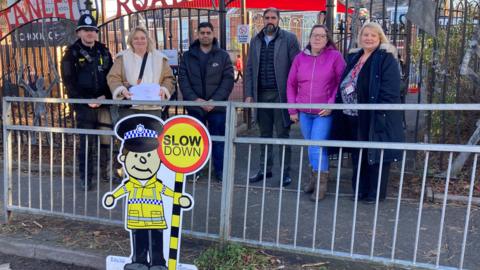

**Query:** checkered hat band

left=124, top=129, right=157, bottom=140
left=128, top=198, right=163, bottom=205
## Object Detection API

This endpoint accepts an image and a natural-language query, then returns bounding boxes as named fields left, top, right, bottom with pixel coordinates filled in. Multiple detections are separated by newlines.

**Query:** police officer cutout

left=103, top=115, right=191, bottom=270
left=61, top=14, right=113, bottom=190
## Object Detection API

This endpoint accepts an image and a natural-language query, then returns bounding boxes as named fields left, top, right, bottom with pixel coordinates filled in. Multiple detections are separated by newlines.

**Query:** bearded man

left=245, top=7, right=300, bottom=187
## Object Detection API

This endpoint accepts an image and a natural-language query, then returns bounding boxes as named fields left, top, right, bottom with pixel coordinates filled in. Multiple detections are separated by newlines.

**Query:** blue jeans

left=299, top=112, right=332, bottom=172
left=187, top=111, right=225, bottom=176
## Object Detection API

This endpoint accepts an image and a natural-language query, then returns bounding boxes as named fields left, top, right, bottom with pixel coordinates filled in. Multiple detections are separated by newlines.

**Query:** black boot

left=249, top=171, right=273, bottom=183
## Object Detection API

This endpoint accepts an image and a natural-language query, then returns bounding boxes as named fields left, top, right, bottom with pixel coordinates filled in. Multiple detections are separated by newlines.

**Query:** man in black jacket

left=61, top=13, right=113, bottom=190
left=178, top=22, right=234, bottom=181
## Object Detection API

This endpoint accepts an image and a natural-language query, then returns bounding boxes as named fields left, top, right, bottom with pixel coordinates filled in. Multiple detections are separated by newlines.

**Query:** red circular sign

left=157, top=116, right=211, bottom=173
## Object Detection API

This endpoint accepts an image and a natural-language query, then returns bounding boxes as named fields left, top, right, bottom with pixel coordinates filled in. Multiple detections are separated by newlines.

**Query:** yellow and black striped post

left=167, top=172, right=185, bottom=270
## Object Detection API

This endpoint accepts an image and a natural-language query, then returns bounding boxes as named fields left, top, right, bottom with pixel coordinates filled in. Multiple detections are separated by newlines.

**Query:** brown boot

left=310, top=172, right=329, bottom=201
left=303, top=169, right=317, bottom=193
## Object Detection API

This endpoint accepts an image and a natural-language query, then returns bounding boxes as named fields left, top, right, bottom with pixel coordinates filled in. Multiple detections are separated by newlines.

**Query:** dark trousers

left=344, top=114, right=391, bottom=199
left=235, top=71, right=243, bottom=82
left=131, top=229, right=165, bottom=267
left=351, top=149, right=391, bottom=200
left=188, top=110, right=226, bottom=176
left=74, top=105, right=112, bottom=181
left=257, top=91, right=291, bottom=175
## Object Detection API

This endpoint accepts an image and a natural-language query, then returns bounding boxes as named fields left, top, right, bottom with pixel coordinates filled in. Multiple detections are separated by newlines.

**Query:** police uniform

left=112, top=116, right=170, bottom=270
left=61, top=14, right=113, bottom=188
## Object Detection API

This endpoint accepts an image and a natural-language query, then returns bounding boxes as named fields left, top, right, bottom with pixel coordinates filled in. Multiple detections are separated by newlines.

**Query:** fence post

left=219, top=0, right=227, bottom=49
left=326, top=0, right=335, bottom=32
left=2, top=98, right=12, bottom=224
left=219, top=102, right=236, bottom=243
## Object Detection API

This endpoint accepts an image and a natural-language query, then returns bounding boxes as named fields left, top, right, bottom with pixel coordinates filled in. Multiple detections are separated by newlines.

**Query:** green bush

left=194, top=243, right=275, bottom=270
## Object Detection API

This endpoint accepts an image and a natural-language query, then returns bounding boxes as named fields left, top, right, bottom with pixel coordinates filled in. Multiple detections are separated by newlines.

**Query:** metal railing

left=3, top=97, right=480, bottom=270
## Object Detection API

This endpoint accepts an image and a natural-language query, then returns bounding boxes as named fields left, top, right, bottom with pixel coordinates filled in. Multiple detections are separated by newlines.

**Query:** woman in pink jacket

left=287, top=24, right=345, bottom=201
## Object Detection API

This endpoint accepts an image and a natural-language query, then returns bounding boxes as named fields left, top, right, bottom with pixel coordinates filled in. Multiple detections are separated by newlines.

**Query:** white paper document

left=129, top=83, right=161, bottom=101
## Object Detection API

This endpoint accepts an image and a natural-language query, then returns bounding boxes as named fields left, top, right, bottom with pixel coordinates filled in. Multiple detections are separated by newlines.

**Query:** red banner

left=0, top=0, right=352, bottom=40
left=0, top=0, right=82, bottom=39
left=176, top=0, right=350, bottom=13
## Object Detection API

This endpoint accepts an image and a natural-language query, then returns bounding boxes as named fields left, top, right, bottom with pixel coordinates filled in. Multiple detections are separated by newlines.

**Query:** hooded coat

left=331, top=43, right=405, bottom=164
left=286, top=46, right=345, bottom=115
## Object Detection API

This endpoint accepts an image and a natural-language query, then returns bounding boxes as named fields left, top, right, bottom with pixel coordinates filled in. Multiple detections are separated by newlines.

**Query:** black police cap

left=115, top=115, right=164, bottom=153
left=76, top=14, right=99, bottom=32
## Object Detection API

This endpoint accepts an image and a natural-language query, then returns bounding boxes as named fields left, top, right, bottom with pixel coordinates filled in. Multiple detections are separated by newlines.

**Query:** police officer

left=104, top=115, right=192, bottom=270
left=61, top=13, right=113, bottom=190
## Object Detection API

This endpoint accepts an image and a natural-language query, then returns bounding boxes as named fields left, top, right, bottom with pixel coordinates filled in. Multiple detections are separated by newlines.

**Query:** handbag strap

left=136, top=52, right=148, bottom=84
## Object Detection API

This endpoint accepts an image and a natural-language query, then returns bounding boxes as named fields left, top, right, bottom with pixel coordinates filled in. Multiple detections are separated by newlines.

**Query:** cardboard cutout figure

left=103, top=114, right=211, bottom=270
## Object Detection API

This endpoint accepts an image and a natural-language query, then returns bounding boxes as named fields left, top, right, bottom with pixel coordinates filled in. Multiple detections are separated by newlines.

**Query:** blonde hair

left=357, top=22, right=389, bottom=48
left=127, top=26, right=156, bottom=53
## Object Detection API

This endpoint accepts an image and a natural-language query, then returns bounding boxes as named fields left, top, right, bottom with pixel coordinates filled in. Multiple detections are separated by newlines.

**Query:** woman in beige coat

left=107, top=26, right=175, bottom=120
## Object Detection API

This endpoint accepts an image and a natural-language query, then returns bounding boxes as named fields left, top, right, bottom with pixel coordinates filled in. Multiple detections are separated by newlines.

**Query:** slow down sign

left=158, top=115, right=211, bottom=174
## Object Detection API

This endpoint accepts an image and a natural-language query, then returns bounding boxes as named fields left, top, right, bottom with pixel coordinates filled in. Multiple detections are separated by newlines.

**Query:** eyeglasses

left=311, top=34, right=328, bottom=39
left=264, top=16, right=277, bottom=20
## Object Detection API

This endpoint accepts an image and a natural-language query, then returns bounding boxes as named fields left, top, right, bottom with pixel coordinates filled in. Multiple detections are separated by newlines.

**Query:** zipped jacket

left=286, top=46, right=345, bottom=115
left=178, top=38, right=234, bottom=115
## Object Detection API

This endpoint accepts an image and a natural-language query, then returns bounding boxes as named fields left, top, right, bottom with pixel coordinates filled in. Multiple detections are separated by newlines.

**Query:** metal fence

left=3, top=97, right=480, bottom=269
left=1, top=1, right=479, bottom=156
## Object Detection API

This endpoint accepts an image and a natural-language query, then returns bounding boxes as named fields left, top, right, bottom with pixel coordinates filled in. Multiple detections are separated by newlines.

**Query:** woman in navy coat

left=331, top=22, right=405, bottom=203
